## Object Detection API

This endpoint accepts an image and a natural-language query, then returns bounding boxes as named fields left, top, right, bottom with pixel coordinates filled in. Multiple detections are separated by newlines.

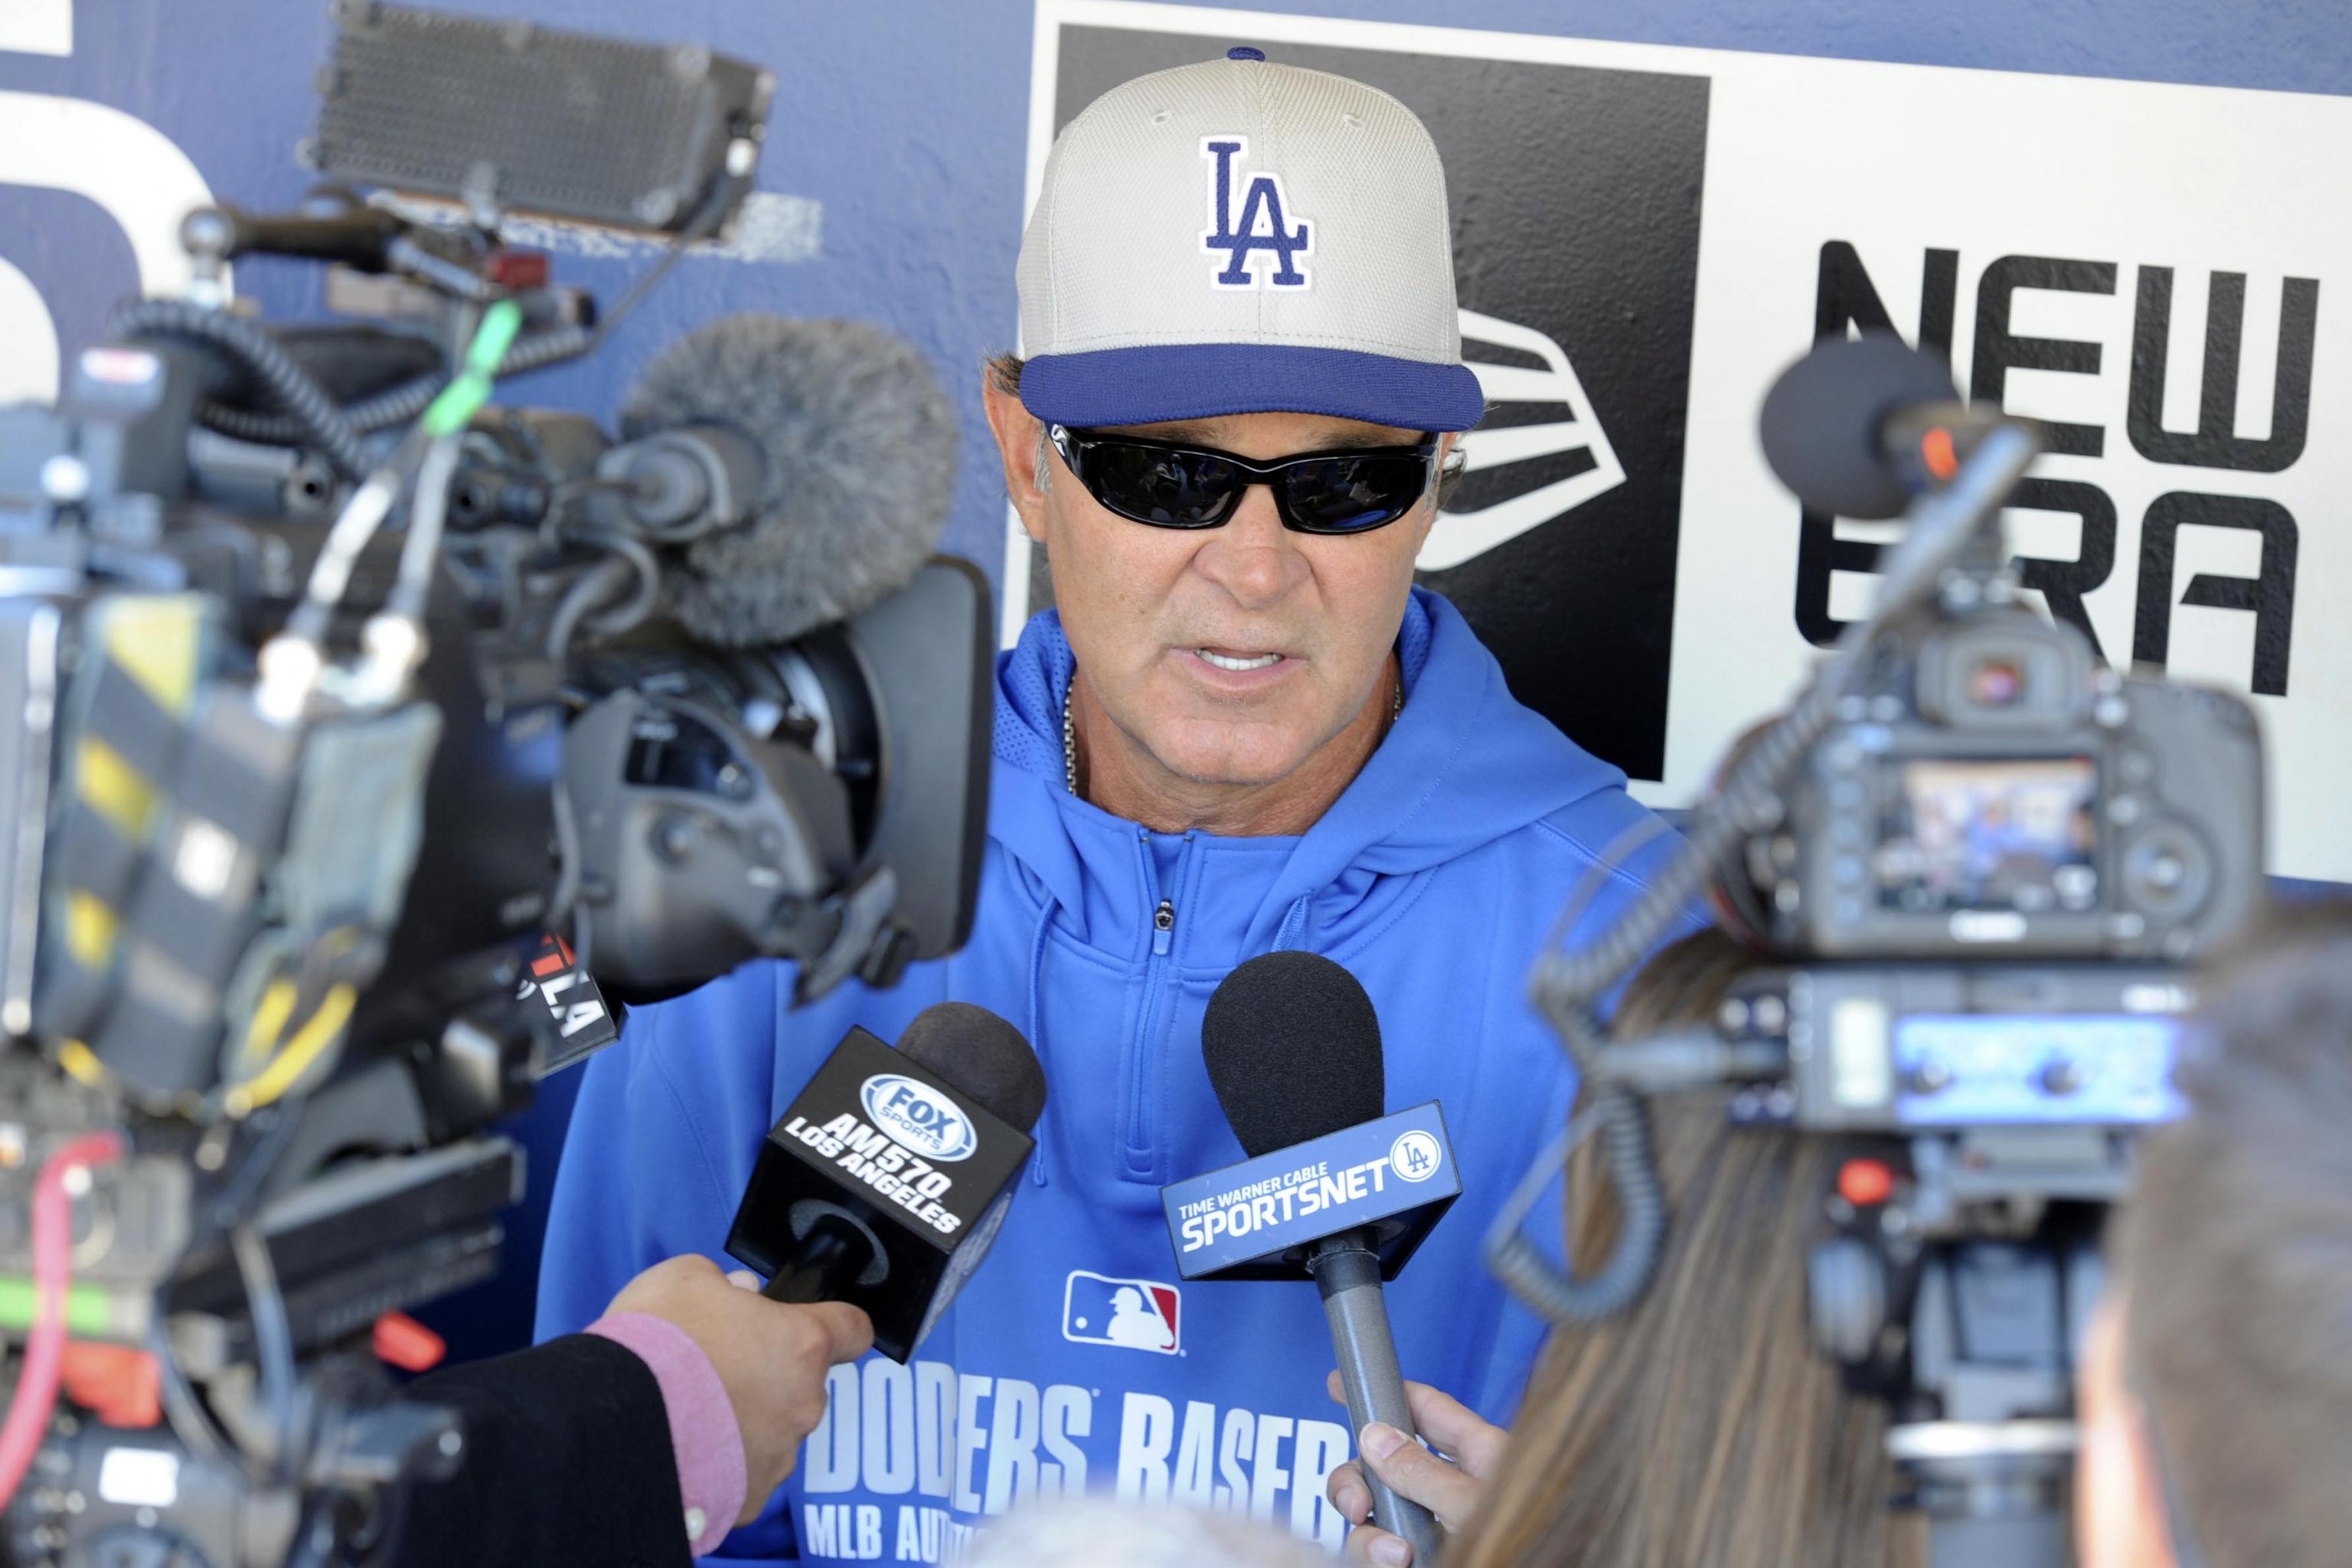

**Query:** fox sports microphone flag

left=728, top=1002, right=1044, bottom=1361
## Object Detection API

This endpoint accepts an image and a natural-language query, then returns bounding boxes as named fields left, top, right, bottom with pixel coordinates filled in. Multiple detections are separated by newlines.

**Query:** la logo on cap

left=1199, top=136, right=1312, bottom=291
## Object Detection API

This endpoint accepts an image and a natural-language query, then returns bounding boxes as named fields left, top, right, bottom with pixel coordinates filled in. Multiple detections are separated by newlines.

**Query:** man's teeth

left=1198, top=649, right=1282, bottom=672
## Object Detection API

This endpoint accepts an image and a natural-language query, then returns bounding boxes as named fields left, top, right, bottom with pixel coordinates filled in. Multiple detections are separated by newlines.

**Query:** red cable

left=0, top=1132, right=123, bottom=1511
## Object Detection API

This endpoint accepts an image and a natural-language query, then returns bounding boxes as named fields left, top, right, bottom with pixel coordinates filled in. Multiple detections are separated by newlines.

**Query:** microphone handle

left=1306, top=1232, right=1445, bottom=1564
left=760, top=1217, right=865, bottom=1305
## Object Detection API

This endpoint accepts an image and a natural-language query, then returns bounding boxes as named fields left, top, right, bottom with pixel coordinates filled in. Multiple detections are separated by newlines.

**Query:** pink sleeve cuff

left=586, top=1311, right=747, bottom=1555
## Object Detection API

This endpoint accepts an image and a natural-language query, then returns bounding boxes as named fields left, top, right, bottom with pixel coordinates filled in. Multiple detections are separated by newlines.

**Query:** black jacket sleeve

left=394, top=1333, right=693, bottom=1568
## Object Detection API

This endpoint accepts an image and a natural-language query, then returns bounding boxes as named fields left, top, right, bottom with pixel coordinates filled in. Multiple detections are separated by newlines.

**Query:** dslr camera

left=1720, top=577, right=2262, bottom=965
left=1509, top=333, right=2268, bottom=1568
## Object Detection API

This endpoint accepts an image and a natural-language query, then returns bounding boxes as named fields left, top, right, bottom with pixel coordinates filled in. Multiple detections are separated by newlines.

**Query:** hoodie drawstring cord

left=1273, top=892, right=1312, bottom=952
left=1026, top=890, right=1060, bottom=1187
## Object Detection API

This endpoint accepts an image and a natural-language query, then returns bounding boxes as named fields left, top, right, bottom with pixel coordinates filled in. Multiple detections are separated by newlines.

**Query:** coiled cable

left=1501, top=423, right=2043, bottom=1325
left=111, top=299, right=371, bottom=479
left=196, top=322, right=596, bottom=446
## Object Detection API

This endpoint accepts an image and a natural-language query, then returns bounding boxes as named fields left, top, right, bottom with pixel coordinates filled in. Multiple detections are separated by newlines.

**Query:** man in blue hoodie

left=538, top=49, right=1687, bottom=1566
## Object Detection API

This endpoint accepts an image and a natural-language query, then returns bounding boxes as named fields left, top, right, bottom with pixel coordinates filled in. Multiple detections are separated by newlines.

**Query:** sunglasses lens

left=1082, top=442, right=1243, bottom=527
left=1279, top=453, right=1430, bottom=533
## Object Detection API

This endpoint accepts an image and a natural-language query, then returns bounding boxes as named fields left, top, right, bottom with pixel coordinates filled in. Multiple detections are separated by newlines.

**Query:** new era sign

left=1021, top=4, right=2352, bottom=880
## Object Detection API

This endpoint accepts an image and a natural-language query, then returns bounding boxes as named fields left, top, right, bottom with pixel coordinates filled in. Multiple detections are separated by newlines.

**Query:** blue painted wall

left=4, top=0, right=2343, bottom=1357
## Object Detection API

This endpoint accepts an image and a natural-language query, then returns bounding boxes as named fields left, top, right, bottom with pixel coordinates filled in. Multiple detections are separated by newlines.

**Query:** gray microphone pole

left=1307, top=1234, right=1445, bottom=1563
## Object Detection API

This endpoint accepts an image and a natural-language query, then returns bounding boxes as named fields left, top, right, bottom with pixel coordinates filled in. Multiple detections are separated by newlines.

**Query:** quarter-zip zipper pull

left=1152, top=899, right=1175, bottom=957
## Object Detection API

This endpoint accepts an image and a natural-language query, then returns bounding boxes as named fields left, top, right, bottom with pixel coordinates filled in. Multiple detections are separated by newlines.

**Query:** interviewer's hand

left=607, top=1255, right=874, bottom=1524
left=1325, top=1371, right=1508, bottom=1566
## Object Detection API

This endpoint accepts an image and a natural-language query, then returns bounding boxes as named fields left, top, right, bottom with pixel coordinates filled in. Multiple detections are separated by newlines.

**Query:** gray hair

left=989, top=352, right=1054, bottom=495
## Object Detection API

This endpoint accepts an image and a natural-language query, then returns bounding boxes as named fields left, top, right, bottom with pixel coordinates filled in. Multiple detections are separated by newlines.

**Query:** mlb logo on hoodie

left=1061, top=1269, right=1181, bottom=1354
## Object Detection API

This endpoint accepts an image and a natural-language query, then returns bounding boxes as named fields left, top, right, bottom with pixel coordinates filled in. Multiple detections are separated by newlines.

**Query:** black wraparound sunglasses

left=1047, top=423, right=1442, bottom=535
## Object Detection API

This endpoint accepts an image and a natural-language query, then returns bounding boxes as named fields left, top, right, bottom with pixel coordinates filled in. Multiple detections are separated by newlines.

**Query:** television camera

left=0, top=5, right=991, bottom=1564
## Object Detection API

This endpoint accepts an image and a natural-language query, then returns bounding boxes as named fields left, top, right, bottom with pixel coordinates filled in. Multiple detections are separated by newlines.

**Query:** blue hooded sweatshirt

left=536, top=587, right=1686, bottom=1563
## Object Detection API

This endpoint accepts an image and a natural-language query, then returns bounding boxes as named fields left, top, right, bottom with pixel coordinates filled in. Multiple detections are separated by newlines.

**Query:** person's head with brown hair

left=2080, top=919, right=2352, bottom=1568
left=1452, top=927, right=1926, bottom=1568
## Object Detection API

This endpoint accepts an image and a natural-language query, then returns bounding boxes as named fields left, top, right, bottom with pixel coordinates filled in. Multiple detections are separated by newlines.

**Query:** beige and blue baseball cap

left=1015, top=47, right=1485, bottom=433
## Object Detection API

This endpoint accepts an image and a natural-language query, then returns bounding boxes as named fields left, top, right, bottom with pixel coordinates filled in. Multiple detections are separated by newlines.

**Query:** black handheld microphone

left=1195, top=952, right=1448, bottom=1563
left=1758, top=330, right=2028, bottom=519
left=610, top=314, right=962, bottom=646
left=726, top=1001, right=1045, bottom=1361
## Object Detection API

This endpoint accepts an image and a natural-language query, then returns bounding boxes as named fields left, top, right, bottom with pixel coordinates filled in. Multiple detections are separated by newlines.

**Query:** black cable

left=549, top=783, right=592, bottom=980
left=1528, top=426, right=2038, bottom=1035
left=232, top=1222, right=299, bottom=1486
left=280, top=1490, right=338, bottom=1568
left=198, top=321, right=598, bottom=445
left=110, top=299, right=370, bottom=479
left=1502, top=424, right=2044, bottom=1327
left=146, top=1102, right=310, bottom=1483
left=201, top=367, right=436, bottom=443
left=542, top=550, right=648, bottom=663
left=191, top=163, right=746, bottom=450
left=151, top=1318, right=235, bottom=1468
left=1493, top=659, right=1875, bottom=1331
left=207, top=1102, right=307, bottom=1227
left=1486, top=1086, right=1666, bottom=1323
left=581, top=160, right=749, bottom=343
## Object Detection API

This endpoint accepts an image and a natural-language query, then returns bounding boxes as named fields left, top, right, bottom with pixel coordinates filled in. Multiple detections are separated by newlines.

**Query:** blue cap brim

left=1020, top=345, right=1486, bottom=433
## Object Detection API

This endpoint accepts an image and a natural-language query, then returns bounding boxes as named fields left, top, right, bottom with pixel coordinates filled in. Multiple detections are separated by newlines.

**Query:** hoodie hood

left=989, top=586, right=1628, bottom=956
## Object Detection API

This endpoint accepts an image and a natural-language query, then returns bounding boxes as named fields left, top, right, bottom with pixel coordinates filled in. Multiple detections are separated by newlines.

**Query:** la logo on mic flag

left=1160, top=1102, right=1460, bottom=1281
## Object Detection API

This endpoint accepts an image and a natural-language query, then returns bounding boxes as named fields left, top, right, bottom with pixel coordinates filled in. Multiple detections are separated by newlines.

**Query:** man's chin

left=1146, top=740, right=1307, bottom=792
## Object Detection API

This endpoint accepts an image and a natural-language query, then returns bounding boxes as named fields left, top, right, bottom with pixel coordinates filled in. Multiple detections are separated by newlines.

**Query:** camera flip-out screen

left=1876, top=756, right=2099, bottom=916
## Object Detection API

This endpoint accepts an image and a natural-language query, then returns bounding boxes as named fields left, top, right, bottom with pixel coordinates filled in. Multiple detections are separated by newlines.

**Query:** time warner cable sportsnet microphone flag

left=1162, top=956, right=1458, bottom=1281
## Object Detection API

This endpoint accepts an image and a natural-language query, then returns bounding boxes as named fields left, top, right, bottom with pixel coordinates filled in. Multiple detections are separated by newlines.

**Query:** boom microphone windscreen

left=1758, top=331, right=1962, bottom=520
left=619, top=315, right=959, bottom=646
left=897, top=1001, right=1047, bottom=1135
left=1200, top=951, right=1386, bottom=1158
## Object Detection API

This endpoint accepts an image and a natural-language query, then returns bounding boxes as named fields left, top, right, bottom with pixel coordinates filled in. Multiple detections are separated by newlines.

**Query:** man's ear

left=981, top=373, right=1051, bottom=545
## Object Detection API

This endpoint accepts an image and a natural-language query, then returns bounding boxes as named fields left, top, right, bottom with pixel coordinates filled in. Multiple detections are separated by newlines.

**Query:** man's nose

left=1189, top=483, right=1306, bottom=608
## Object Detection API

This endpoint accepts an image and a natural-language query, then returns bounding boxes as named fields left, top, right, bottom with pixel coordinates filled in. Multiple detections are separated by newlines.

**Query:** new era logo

left=1416, top=309, right=1626, bottom=572
left=1062, top=1269, right=1181, bottom=1354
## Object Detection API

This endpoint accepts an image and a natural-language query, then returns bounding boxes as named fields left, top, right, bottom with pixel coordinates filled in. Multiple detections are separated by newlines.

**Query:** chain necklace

left=1061, top=668, right=1404, bottom=796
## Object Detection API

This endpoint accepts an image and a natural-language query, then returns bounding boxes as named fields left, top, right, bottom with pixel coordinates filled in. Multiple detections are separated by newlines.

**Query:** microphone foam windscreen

left=897, top=1001, right=1047, bottom=1135
left=621, top=314, right=959, bottom=646
left=1757, top=331, right=1960, bottom=521
left=1200, top=952, right=1385, bottom=1158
